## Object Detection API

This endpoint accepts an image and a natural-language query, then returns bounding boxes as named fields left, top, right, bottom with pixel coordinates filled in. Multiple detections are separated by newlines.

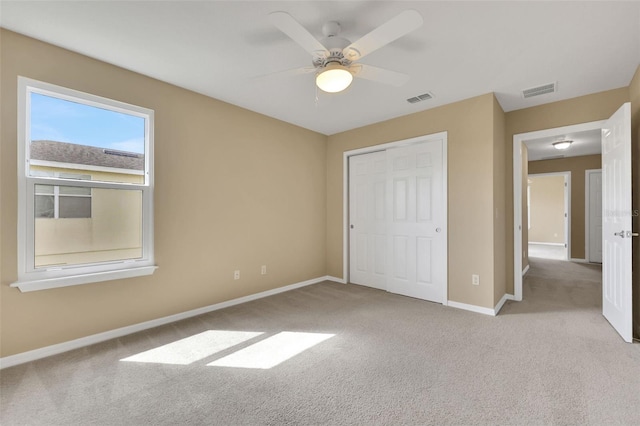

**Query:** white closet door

left=349, top=151, right=387, bottom=290
left=386, top=141, right=445, bottom=302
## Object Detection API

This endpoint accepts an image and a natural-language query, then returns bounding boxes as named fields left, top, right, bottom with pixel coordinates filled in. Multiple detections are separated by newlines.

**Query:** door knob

left=614, top=230, right=625, bottom=238
left=350, top=224, right=354, bottom=229
left=436, top=227, right=442, bottom=233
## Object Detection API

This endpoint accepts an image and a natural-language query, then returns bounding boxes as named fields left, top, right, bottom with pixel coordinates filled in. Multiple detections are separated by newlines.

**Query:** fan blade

left=350, top=64, right=410, bottom=87
left=254, top=66, right=317, bottom=80
left=269, top=11, right=328, bottom=58
left=343, top=10, right=423, bottom=61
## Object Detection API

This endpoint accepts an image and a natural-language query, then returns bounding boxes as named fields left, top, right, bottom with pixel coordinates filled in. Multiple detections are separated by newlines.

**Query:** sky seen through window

left=30, top=92, right=145, bottom=154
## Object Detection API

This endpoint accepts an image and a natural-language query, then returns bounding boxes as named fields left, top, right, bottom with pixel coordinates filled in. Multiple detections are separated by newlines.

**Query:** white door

left=601, top=103, right=633, bottom=342
left=587, top=170, right=602, bottom=263
left=387, top=141, right=445, bottom=302
left=349, top=151, right=387, bottom=290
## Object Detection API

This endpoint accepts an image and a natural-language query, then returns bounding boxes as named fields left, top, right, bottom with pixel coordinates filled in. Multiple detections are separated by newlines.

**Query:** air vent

left=522, top=82, right=557, bottom=99
left=407, top=92, right=434, bottom=104
left=103, top=149, right=142, bottom=158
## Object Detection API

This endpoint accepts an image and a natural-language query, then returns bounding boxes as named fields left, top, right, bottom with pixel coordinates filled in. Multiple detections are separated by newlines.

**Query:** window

left=13, top=77, right=156, bottom=292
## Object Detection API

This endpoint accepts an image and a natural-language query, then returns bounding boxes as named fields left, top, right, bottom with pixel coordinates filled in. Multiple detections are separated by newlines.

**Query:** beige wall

left=0, top=30, right=327, bottom=357
left=505, top=87, right=629, bottom=294
left=527, top=174, right=566, bottom=244
left=327, top=93, right=502, bottom=310
left=630, top=64, right=640, bottom=338
left=528, top=155, right=601, bottom=258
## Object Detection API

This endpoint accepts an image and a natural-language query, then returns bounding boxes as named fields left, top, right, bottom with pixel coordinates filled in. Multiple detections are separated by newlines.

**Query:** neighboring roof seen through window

left=30, top=140, right=144, bottom=171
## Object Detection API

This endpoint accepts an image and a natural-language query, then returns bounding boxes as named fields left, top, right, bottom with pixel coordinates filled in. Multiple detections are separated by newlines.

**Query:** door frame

left=527, top=171, right=571, bottom=260
left=585, top=168, right=602, bottom=263
left=343, top=132, right=448, bottom=302
left=513, top=120, right=604, bottom=301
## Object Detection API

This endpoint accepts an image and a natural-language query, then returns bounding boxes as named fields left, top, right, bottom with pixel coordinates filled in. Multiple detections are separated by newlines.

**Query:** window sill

left=10, top=266, right=158, bottom=292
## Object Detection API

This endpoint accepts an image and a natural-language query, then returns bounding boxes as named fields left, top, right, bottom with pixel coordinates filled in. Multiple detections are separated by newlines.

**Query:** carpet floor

left=1, top=258, right=639, bottom=425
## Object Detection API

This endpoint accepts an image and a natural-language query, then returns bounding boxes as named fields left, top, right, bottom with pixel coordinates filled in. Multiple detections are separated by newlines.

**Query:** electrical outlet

left=234, top=270, right=240, bottom=280
left=472, top=274, right=480, bottom=286
left=261, top=265, right=267, bottom=275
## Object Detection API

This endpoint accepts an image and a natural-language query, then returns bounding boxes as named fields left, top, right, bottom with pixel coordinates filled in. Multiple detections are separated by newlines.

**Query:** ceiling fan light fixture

left=316, top=63, right=353, bottom=93
left=552, top=140, right=573, bottom=150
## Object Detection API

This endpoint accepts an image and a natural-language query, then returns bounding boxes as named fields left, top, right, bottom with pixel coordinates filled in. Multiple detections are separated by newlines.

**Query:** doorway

left=512, top=120, right=604, bottom=301
left=512, top=103, right=634, bottom=342
left=527, top=172, right=570, bottom=261
left=344, top=132, right=448, bottom=304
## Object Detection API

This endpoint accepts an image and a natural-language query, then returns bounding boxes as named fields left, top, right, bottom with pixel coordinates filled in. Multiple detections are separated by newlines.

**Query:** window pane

left=59, top=196, right=91, bottom=218
left=35, top=184, right=54, bottom=194
left=59, top=185, right=91, bottom=195
left=35, top=188, right=142, bottom=268
left=35, top=195, right=54, bottom=218
left=29, top=92, right=146, bottom=184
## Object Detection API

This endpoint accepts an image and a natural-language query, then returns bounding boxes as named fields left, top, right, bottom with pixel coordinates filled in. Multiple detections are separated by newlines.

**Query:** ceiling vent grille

left=407, top=92, right=434, bottom=104
left=522, top=82, right=556, bottom=99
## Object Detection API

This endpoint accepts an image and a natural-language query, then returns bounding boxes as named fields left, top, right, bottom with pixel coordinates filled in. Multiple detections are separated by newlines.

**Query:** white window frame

left=12, top=77, right=157, bottom=292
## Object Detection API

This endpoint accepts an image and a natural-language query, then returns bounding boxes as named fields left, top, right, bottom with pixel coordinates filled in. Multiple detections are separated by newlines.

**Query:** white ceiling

left=1, top=1, right=639, bottom=135
left=525, top=129, right=602, bottom=162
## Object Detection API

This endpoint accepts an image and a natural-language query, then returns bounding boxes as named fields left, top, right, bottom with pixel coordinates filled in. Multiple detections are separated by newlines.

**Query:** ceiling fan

left=268, top=10, right=423, bottom=93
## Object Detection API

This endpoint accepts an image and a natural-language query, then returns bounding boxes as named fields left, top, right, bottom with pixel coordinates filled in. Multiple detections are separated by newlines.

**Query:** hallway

left=520, top=257, right=601, bottom=314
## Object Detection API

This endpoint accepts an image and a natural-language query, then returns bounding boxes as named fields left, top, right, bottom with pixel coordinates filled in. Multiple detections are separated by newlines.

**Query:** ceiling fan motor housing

left=314, top=35, right=351, bottom=68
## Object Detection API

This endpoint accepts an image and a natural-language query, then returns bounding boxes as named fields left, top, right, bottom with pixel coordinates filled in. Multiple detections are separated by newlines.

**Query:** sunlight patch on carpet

left=120, top=330, right=263, bottom=365
left=207, top=331, right=334, bottom=369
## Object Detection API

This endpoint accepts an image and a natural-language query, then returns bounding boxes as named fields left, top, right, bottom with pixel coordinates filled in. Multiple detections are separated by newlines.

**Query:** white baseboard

left=326, top=275, right=347, bottom=284
left=494, top=294, right=516, bottom=315
left=447, top=300, right=495, bottom=316
left=447, top=293, right=516, bottom=317
left=529, top=242, right=565, bottom=246
left=522, top=264, right=530, bottom=276
left=0, top=276, right=330, bottom=370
